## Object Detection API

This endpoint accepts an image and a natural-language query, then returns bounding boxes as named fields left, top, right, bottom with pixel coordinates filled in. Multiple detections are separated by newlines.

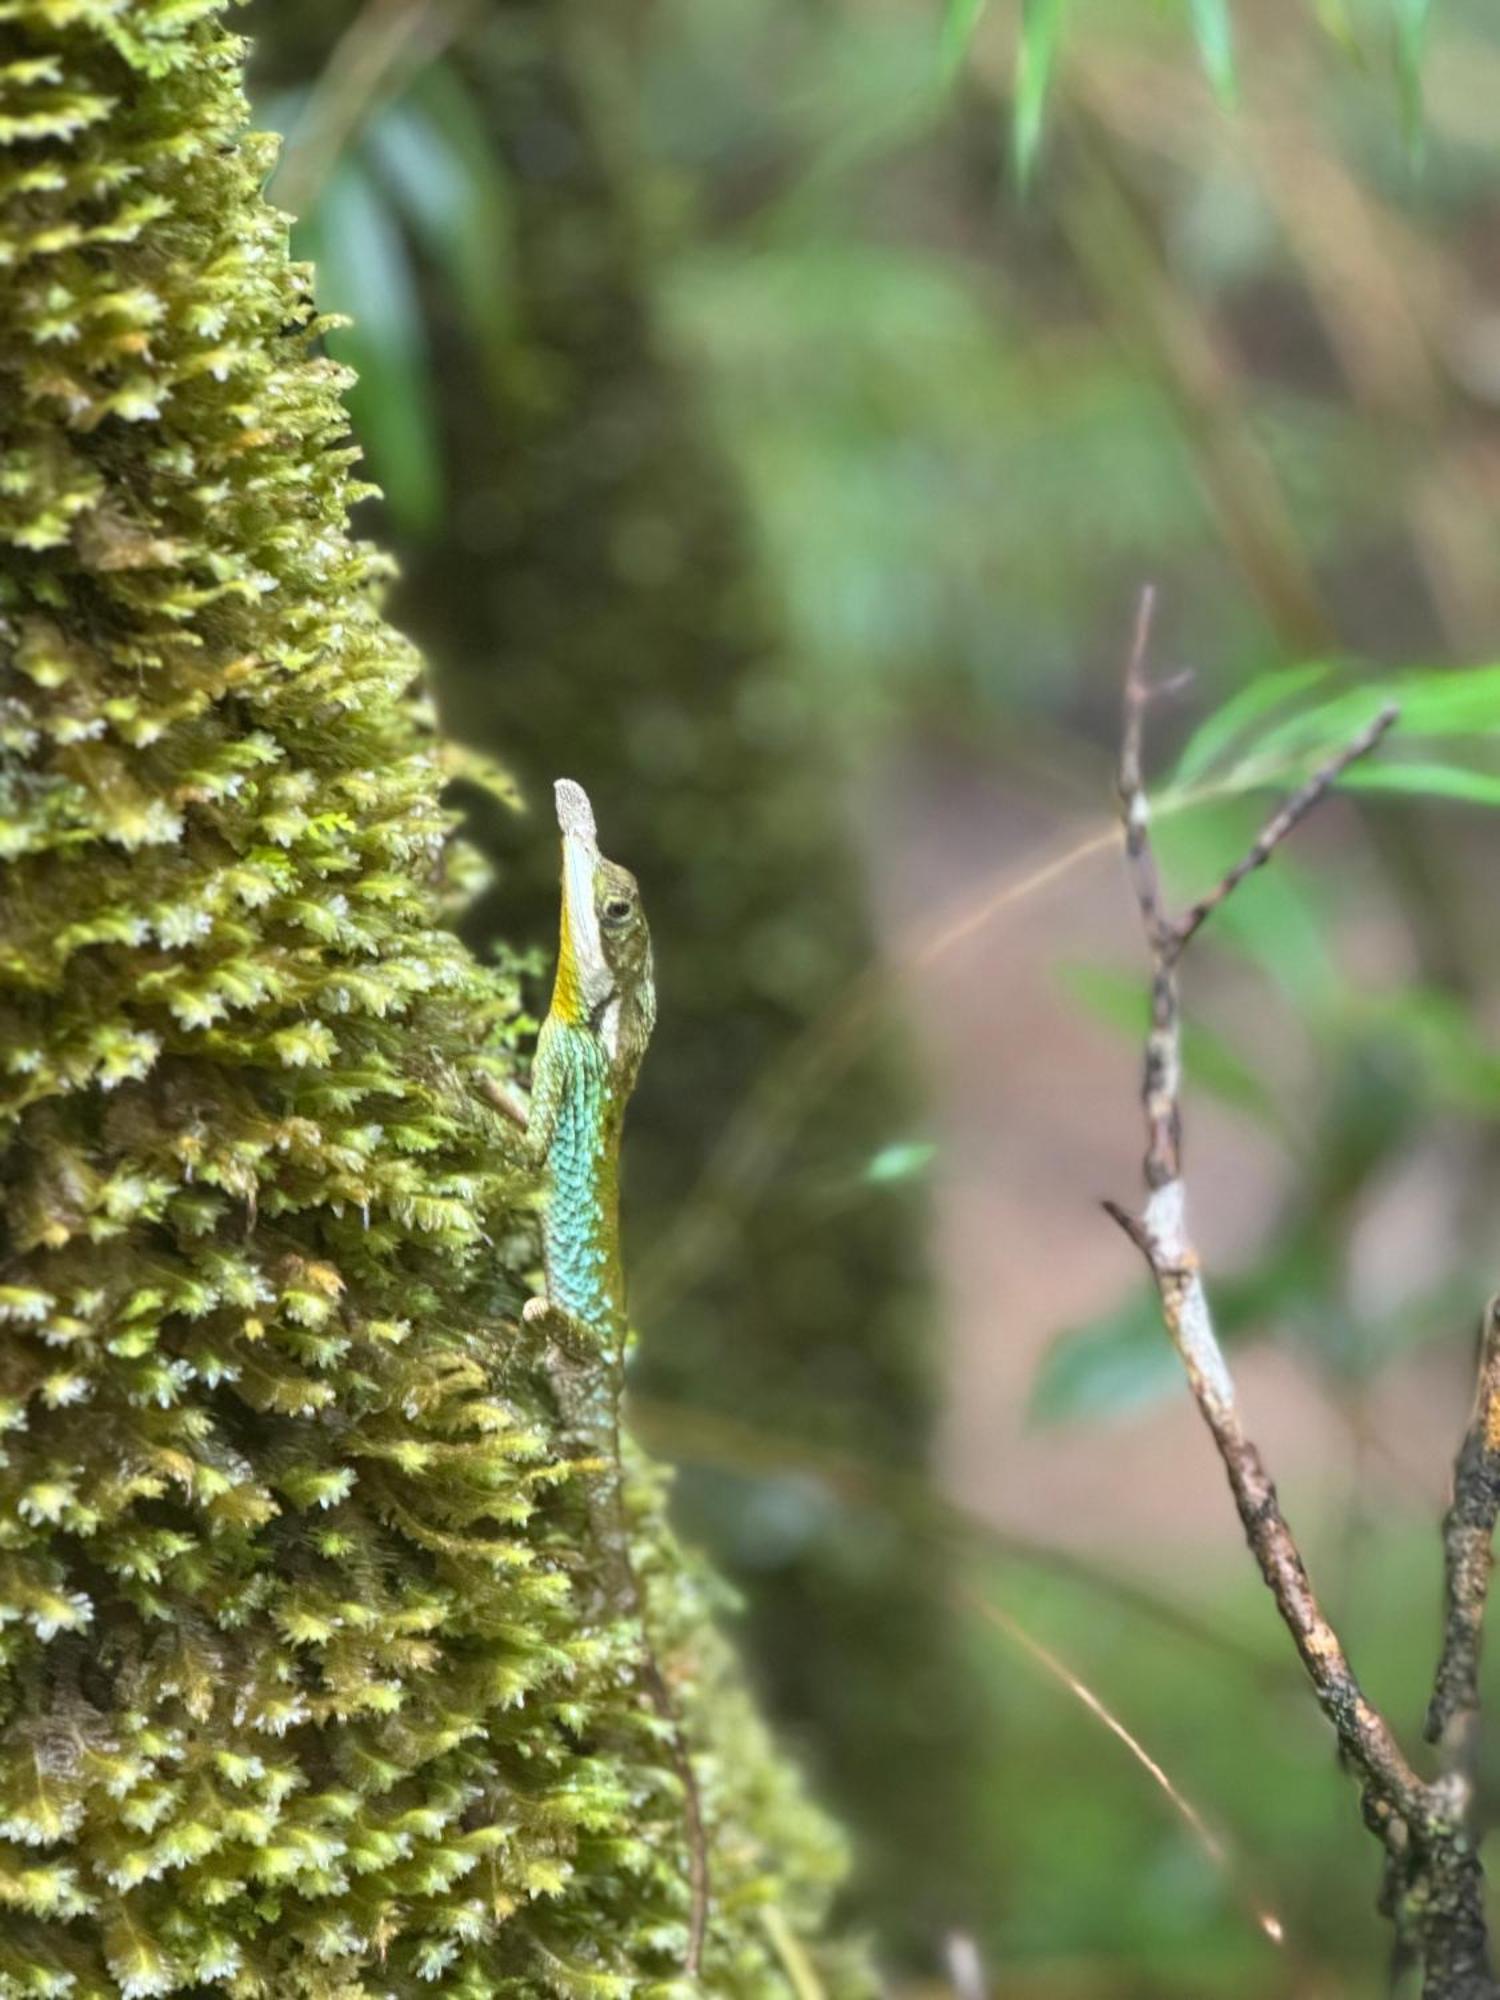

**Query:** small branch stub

left=1428, top=1299, right=1500, bottom=1780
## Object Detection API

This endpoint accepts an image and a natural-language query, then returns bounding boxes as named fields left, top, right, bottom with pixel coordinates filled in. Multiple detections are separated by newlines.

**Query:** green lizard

left=508, top=777, right=710, bottom=1975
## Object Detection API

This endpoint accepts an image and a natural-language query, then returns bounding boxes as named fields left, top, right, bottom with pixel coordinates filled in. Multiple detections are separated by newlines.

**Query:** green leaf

left=1340, top=759, right=1500, bottom=807
left=1029, top=1292, right=1180, bottom=1427
left=1312, top=0, right=1361, bottom=58
left=1180, top=685, right=1389, bottom=788
left=1392, top=0, right=1430, bottom=151
left=1396, top=664, right=1500, bottom=735
left=1170, top=665, right=1500, bottom=812
left=863, top=1140, right=938, bottom=1185
left=1356, top=989, right=1500, bottom=1111
left=1188, top=0, right=1238, bottom=106
left=363, top=63, right=514, bottom=371
left=1032, top=1239, right=1333, bottom=1426
left=1171, top=661, right=1333, bottom=785
left=298, top=159, right=442, bottom=537
left=939, top=0, right=991, bottom=82
left=1012, top=0, right=1068, bottom=186
left=1207, top=849, right=1339, bottom=1007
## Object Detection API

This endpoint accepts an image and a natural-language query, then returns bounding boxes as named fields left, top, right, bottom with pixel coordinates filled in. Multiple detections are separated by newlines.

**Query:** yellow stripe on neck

left=551, top=880, right=588, bottom=1025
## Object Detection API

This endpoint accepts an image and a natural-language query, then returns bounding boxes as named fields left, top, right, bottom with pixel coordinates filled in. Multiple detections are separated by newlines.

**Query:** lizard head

left=550, top=778, right=656, bottom=1077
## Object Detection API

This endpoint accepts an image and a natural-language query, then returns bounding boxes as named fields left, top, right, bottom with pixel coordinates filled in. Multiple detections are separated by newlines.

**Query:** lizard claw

left=521, top=1296, right=551, bottom=1325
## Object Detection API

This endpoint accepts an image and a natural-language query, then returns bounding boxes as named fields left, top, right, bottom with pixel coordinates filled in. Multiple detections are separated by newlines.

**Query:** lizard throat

left=539, top=1029, right=627, bottom=1348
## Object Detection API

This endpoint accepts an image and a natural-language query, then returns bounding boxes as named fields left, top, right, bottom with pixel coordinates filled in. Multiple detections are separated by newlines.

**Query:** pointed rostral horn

left=554, top=777, right=598, bottom=846
left=551, top=778, right=609, bottom=1023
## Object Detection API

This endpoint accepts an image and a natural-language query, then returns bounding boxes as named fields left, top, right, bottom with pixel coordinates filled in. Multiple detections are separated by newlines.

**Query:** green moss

left=0, top=4, right=861, bottom=1992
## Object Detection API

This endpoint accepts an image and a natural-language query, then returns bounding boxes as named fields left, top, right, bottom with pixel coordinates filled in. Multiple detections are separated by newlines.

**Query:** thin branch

left=1107, top=592, right=1423, bottom=1811
left=960, top=1583, right=1287, bottom=1950
left=1427, top=1297, right=1500, bottom=1780
left=1118, top=581, right=1169, bottom=948
left=270, top=0, right=475, bottom=221
left=1172, top=700, right=1399, bottom=958
left=1104, top=593, right=1500, bottom=1996
left=628, top=1393, right=1296, bottom=1683
left=1103, top=1194, right=1428, bottom=1819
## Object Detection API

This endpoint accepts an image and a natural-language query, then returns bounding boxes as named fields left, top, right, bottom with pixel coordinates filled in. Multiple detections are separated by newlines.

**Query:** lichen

left=0, top=4, right=862, bottom=1992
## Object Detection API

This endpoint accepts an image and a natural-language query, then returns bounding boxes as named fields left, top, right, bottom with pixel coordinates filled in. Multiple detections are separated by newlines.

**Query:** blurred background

left=245, top=3, right=1500, bottom=1992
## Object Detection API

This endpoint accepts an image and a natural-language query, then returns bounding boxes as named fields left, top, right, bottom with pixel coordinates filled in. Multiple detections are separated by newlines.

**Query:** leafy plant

left=941, top=0, right=1442, bottom=176
left=264, top=60, right=516, bottom=538
left=1037, top=656, right=1500, bottom=1433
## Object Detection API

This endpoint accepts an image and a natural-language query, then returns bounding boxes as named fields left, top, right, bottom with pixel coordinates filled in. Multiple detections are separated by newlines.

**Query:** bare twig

left=270, top=0, right=476, bottom=220
left=960, top=1583, right=1287, bottom=1950
left=1427, top=1298, right=1500, bottom=1780
left=759, top=1905, right=827, bottom=2000
left=1100, top=1193, right=1428, bottom=1821
left=631, top=820, right=1121, bottom=1321
left=628, top=1393, right=1297, bottom=1682
left=1105, top=591, right=1499, bottom=1998
left=1172, top=702, right=1399, bottom=957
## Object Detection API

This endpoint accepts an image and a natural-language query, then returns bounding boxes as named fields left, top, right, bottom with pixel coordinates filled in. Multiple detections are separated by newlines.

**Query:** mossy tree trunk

left=0, top=5, right=860, bottom=1993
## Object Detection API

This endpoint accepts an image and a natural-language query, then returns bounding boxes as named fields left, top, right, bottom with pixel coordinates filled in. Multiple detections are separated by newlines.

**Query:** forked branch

left=1104, top=590, right=1496, bottom=1999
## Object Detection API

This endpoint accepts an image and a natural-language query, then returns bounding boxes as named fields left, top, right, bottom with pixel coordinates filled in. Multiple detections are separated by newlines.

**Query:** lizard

left=490, top=776, right=710, bottom=1977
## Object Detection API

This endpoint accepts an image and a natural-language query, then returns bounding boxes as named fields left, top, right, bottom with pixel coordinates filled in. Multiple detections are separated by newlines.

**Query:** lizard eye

left=602, top=896, right=634, bottom=925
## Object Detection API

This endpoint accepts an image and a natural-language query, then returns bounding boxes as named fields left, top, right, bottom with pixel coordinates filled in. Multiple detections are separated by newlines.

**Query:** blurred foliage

left=943, top=0, right=1442, bottom=176
left=243, top=0, right=1500, bottom=1992
left=260, top=58, right=514, bottom=537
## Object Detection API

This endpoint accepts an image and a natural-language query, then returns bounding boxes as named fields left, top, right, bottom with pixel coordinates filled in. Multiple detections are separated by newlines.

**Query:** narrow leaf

left=301, top=161, right=442, bottom=537
left=1012, top=0, right=1068, bottom=187
left=1392, top=0, right=1430, bottom=151
left=863, top=1140, right=938, bottom=1186
left=1185, top=682, right=1392, bottom=784
left=364, top=64, right=515, bottom=363
left=1032, top=1242, right=1329, bottom=1426
left=1312, top=0, right=1361, bottom=58
left=1029, top=1293, right=1180, bottom=1427
left=1208, top=855, right=1339, bottom=1007
left=1189, top=0, right=1238, bottom=106
left=940, top=0, right=991, bottom=83
left=1339, top=760, right=1500, bottom=807
left=1396, top=663, right=1500, bottom=736
left=1360, top=989, right=1500, bottom=1111
left=1172, top=661, right=1333, bottom=785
